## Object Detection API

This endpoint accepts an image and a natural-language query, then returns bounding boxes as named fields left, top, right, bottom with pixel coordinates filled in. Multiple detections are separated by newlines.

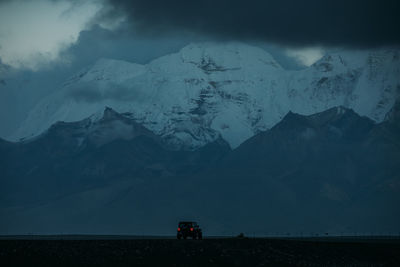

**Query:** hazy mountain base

left=0, top=104, right=399, bottom=235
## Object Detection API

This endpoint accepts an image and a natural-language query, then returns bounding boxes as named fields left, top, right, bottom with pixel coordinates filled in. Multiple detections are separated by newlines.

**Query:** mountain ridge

left=1, top=105, right=399, bottom=234
left=9, top=42, right=400, bottom=150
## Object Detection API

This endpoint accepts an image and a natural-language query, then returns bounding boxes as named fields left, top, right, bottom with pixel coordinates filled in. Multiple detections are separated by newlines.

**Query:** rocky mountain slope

left=195, top=105, right=400, bottom=233
left=11, top=42, right=400, bottom=149
left=1, top=106, right=399, bottom=235
left=0, top=107, right=230, bottom=207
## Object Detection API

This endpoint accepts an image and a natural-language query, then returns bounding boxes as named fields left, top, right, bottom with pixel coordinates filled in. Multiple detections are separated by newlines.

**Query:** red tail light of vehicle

left=177, top=227, right=181, bottom=231
left=190, top=228, right=194, bottom=231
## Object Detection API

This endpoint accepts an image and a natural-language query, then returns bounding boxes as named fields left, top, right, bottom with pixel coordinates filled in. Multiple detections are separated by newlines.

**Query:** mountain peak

left=272, top=107, right=374, bottom=141
left=101, top=106, right=121, bottom=121
left=178, top=42, right=282, bottom=70
left=34, top=108, right=161, bottom=148
left=307, top=106, right=354, bottom=122
left=281, top=106, right=355, bottom=125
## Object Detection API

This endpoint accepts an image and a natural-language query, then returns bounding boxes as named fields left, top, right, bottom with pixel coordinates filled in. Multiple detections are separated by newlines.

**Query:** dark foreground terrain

left=1, top=237, right=400, bottom=266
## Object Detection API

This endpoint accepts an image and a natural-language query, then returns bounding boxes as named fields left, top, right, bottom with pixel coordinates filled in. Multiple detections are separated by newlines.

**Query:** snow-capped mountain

left=11, top=42, right=400, bottom=149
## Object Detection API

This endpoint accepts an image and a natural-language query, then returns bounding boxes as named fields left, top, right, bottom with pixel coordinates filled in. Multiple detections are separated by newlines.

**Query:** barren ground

left=1, top=237, right=399, bottom=266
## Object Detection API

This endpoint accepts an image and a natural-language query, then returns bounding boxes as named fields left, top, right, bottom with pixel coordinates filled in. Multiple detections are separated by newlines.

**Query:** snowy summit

left=12, top=42, right=400, bottom=149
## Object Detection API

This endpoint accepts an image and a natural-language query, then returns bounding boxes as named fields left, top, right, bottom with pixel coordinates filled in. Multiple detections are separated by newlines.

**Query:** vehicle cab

left=177, top=221, right=202, bottom=239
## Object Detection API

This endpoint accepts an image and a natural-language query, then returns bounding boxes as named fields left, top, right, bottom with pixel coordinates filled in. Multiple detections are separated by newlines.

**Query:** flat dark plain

left=0, top=236, right=399, bottom=266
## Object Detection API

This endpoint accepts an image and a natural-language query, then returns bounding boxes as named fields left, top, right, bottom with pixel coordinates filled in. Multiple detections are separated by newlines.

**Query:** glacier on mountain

left=11, top=42, right=400, bottom=149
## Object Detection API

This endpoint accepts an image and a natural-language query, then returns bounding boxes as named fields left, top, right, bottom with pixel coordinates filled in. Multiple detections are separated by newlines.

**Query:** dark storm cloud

left=105, top=0, right=400, bottom=47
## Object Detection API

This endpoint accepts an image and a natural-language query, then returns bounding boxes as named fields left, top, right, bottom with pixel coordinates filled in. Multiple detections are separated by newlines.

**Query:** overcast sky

left=0, top=0, right=399, bottom=138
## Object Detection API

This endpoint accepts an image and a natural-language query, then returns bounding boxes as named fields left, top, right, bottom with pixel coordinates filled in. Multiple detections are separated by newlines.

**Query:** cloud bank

left=0, top=0, right=104, bottom=70
left=104, top=0, right=400, bottom=47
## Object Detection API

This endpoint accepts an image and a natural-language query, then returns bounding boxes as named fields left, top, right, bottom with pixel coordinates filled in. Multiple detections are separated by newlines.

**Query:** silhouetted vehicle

left=177, top=221, right=202, bottom=239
